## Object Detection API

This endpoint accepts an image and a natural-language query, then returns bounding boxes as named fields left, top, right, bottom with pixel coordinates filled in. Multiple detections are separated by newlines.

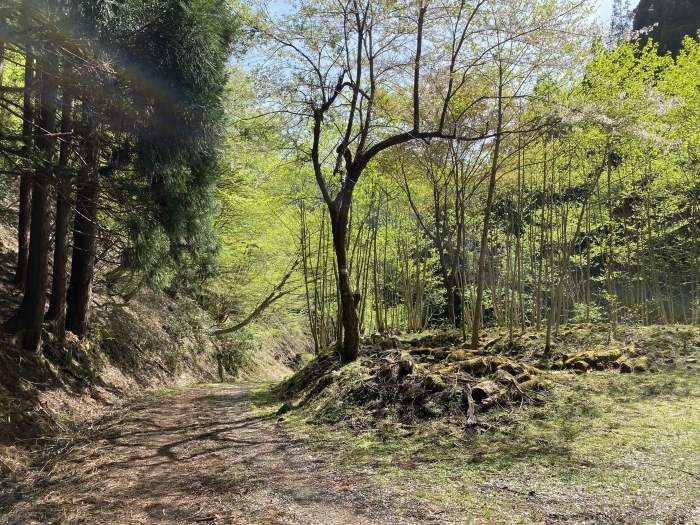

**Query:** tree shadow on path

left=2, top=385, right=438, bottom=525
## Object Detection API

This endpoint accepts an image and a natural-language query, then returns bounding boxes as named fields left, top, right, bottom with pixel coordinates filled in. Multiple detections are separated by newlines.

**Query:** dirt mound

left=487, top=324, right=700, bottom=373
left=276, top=325, right=700, bottom=430
left=277, top=336, right=548, bottom=429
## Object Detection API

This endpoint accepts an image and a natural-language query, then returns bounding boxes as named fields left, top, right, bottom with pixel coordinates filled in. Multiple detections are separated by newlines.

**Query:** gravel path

left=2, top=385, right=444, bottom=525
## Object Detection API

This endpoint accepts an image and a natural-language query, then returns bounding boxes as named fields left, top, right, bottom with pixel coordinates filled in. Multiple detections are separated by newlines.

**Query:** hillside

left=0, top=221, right=300, bottom=504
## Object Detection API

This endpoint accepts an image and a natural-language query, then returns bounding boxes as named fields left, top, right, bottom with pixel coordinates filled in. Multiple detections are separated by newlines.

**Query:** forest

left=0, top=0, right=699, bottom=523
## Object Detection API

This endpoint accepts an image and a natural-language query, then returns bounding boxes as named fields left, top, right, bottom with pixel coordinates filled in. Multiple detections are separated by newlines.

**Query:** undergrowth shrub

left=216, top=326, right=257, bottom=378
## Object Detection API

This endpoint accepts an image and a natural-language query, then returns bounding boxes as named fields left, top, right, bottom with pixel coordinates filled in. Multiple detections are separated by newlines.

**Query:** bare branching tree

left=258, top=0, right=586, bottom=361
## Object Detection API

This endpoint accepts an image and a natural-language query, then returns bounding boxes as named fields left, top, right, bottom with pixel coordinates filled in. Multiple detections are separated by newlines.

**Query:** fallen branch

left=464, top=385, right=478, bottom=427
left=213, top=260, right=299, bottom=336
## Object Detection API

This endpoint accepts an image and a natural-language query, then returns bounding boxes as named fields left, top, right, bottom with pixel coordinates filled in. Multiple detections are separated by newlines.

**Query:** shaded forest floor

left=0, top=222, right=298, bottom=490
left=1, top=357, right=698, bottom=524
left=0, top=384, right=441, bottom=525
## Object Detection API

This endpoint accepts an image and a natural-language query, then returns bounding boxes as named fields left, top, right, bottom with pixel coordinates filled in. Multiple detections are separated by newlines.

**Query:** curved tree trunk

left=213, top=260, right=298, bottom=336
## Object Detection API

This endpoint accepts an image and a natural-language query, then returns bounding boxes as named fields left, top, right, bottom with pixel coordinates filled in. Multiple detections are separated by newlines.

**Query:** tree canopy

left=633, top=0, right=700, bottom=54
left=0, top=0, right=699, bottom=360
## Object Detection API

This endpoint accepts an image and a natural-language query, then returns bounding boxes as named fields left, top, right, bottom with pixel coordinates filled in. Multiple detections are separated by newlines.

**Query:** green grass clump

left=252, top=367, right=700, bottom=524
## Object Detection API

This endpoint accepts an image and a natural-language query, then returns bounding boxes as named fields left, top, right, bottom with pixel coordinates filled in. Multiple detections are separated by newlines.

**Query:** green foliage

left=128, top=221, right=174, bottom=290
left=217, top=32, right=700, bottom=337
left=571, top=302, right=605, bottom=323
left=116, top=1, right=241, bottom=291
left=217, top=326, right=257, bottom=376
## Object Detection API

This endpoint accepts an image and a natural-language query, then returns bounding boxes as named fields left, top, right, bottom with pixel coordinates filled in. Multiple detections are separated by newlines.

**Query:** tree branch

left=213, top=260, right=299, bottom=336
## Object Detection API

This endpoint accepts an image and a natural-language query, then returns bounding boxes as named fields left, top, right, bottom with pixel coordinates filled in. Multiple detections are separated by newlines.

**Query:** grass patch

left=252, top=367, right=700, bottom=523
left=146, top=382, right=231, bottom=400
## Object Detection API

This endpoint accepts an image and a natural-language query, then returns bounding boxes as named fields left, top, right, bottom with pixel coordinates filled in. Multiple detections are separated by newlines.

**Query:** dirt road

left=2, top=385, right=444, bottom=525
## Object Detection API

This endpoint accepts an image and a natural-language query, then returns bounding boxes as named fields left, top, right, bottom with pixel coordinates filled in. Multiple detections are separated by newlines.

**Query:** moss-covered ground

left=252, top=326, right=700, bottom=524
